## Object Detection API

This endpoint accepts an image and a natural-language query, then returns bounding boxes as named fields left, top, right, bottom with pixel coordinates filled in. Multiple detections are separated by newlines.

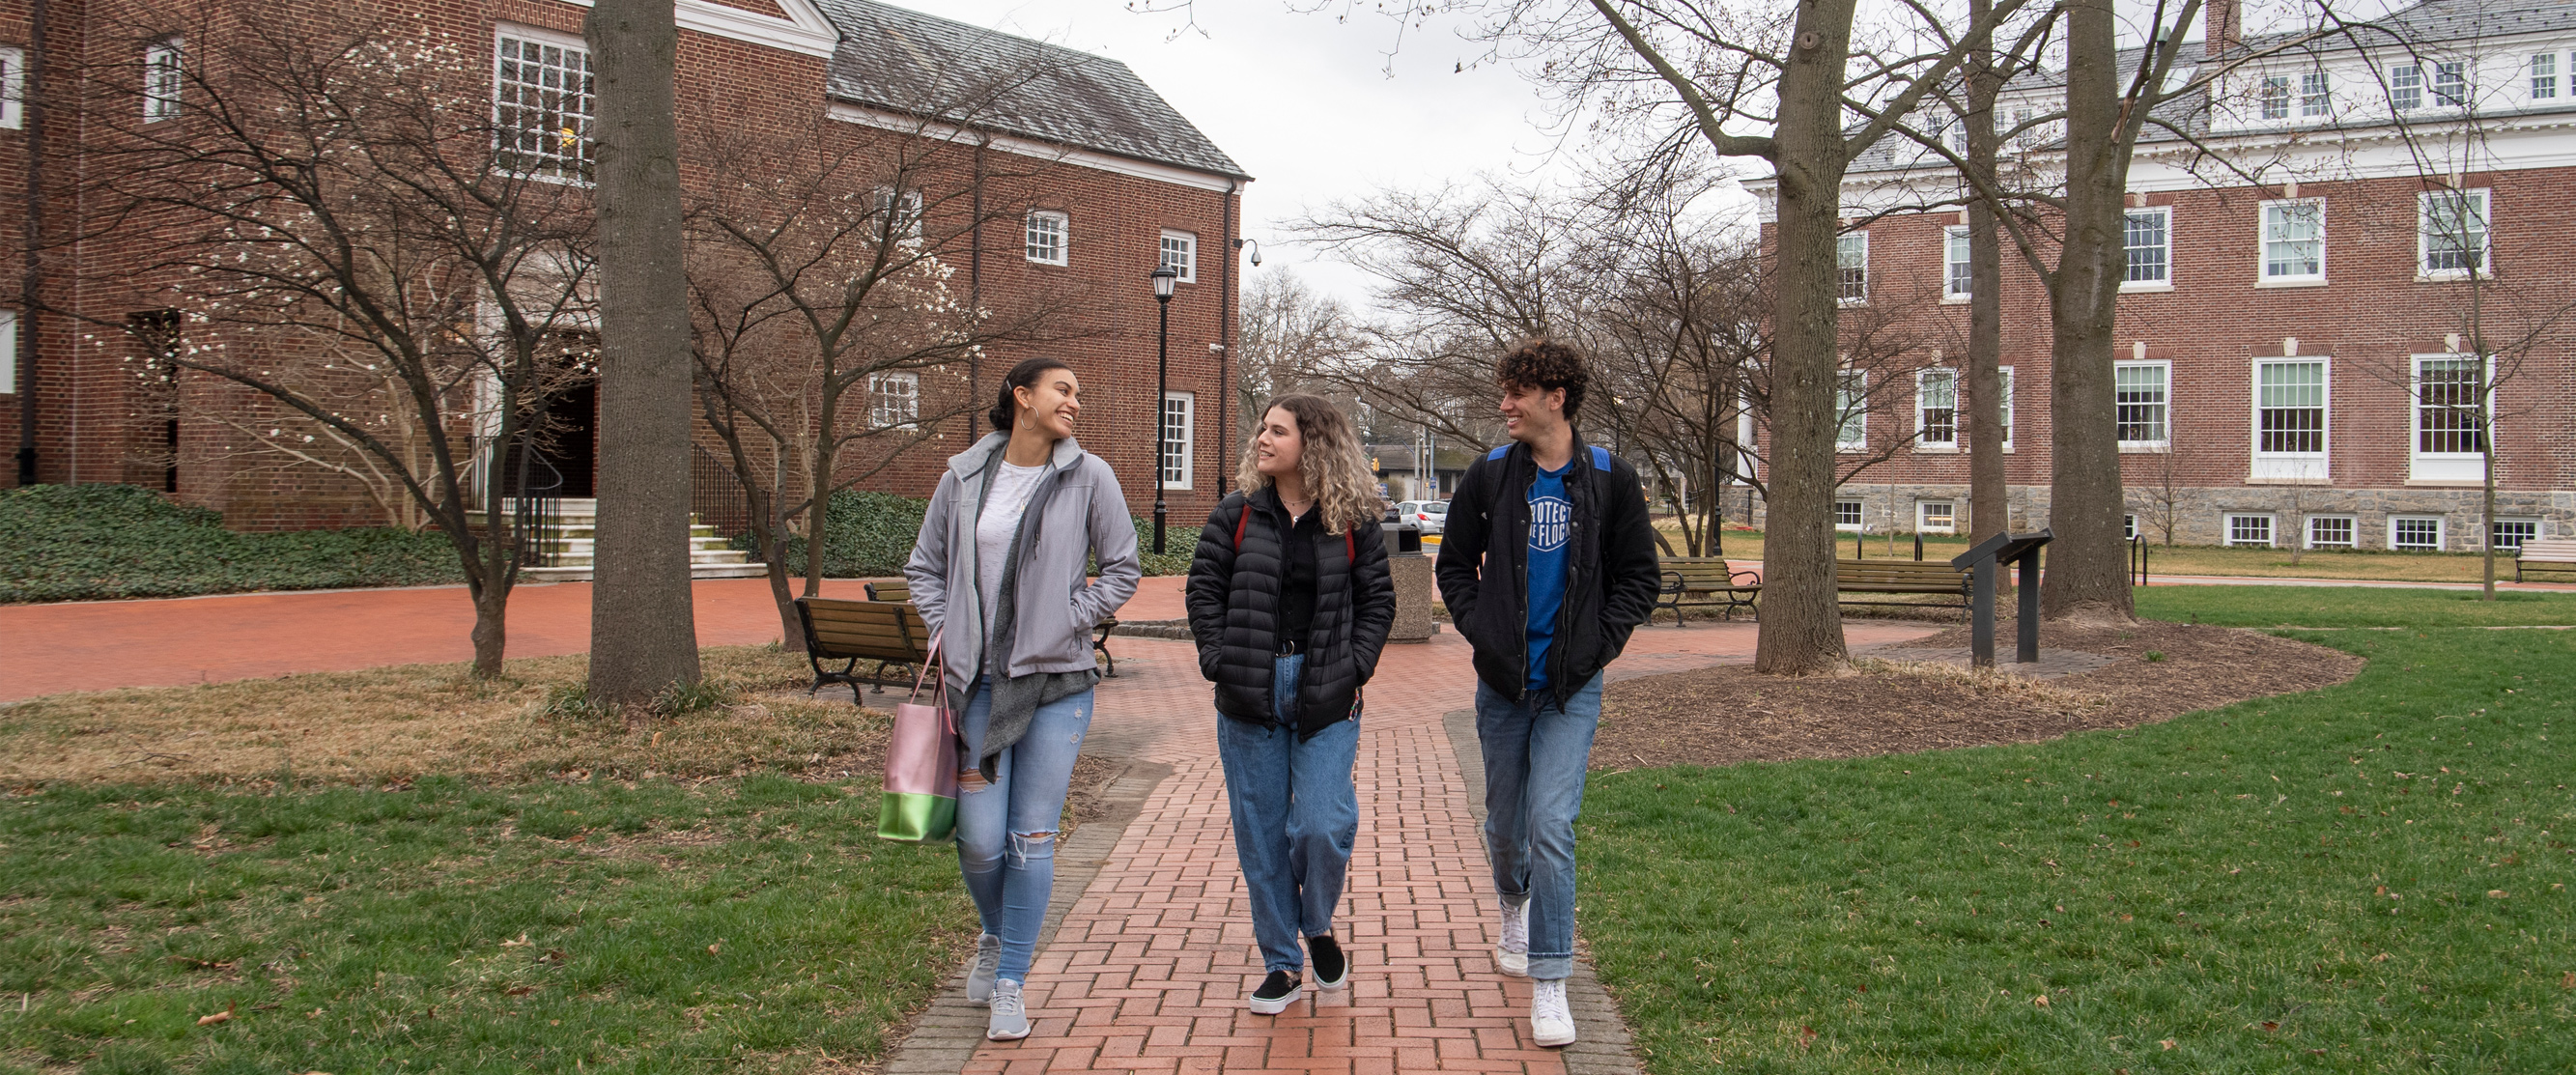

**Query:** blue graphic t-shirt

left=1524, top=461, right=1573, bottom=691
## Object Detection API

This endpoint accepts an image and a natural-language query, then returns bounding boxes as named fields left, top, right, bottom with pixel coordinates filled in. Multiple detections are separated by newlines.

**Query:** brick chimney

left=2206, top=0, right=2242, bottom=57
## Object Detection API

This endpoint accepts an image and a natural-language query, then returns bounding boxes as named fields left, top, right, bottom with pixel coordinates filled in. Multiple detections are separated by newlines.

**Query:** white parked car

left=1395, top=499, right=1448, bottom=536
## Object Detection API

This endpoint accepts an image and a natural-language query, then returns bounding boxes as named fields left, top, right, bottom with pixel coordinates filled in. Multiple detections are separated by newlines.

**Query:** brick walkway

left=925, top=615, right=1939, bottom=1075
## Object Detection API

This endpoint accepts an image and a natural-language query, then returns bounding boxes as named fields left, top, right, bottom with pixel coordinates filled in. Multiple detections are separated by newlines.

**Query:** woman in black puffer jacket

left=1186, top=393, right=1396, bottom=1016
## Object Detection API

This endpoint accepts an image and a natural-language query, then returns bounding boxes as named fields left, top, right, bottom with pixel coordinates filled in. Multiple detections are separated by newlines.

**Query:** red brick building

left=0, top=0, right=1249, bottom=534
left=1750, top=0, right=2575, bottom=552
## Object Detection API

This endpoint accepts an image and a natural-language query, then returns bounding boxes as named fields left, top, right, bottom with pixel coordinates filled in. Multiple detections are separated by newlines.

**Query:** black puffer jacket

left=1434, top=432, right=1663, bottom=706
left=1185, top=488, right=1397, bottom=738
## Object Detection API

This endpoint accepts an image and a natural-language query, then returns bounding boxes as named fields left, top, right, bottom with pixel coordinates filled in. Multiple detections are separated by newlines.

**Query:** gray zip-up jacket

left=903, top=432, right=1140, bottom=736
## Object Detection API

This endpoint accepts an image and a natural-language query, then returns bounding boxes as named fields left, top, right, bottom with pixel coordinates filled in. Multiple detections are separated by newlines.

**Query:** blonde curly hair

left=1234, top=394, right=1380, bottom=536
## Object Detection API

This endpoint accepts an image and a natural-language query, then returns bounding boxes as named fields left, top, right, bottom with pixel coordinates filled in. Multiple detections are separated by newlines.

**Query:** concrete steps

left=505, top=498, right=767, bottom=581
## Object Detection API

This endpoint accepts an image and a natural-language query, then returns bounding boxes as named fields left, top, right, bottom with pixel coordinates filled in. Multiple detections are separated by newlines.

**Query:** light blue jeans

left=1216, top=653, right=1362, bottom=976
left=956, top=675, right=1094, bottom=983
left=1474, top=673, right=1604, bottom=981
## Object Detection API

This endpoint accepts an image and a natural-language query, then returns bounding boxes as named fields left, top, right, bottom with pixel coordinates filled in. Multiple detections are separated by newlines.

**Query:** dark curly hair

left=1494, top=337, right=1590, bottom=421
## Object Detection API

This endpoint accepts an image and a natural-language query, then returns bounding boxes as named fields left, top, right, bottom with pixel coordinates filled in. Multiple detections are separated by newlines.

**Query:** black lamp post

left=1149, top=264, right=1177, bottom=553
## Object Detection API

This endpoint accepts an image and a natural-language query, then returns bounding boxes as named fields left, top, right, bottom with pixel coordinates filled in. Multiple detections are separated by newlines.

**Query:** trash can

left=1381, top=523, right=1436, bottom=642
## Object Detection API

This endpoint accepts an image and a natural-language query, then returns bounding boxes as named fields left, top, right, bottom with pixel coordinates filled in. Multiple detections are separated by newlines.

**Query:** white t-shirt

left=976, top=462, right=1049, bottom=622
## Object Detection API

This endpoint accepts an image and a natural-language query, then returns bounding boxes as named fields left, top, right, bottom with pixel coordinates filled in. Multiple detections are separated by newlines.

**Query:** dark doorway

left=503, top=380, right=598, bottom=498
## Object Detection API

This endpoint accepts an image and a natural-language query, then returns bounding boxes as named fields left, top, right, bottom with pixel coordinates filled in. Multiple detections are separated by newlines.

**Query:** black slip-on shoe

left=1248, top=970, right=1302, bottom=1015
left=1309, top=935, right=1349, bottom=991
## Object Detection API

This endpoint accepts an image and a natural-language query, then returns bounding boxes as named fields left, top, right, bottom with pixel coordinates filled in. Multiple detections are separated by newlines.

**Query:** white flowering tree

left=74, top=7, right=600, bottom=677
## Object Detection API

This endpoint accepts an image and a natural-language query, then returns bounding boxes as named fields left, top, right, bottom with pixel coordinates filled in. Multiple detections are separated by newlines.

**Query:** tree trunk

left=471, top=581, right=511, bottom=679
left=2039, top=0, right=2136, bottom=623
left=1964, top=0, right=2009, bottom=546
left=586, top=0, right=702, bottom=707
left=1752, top=0, right=1859, bottom=675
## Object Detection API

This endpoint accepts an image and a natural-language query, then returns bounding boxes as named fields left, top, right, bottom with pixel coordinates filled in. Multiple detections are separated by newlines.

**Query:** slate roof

left=809, top=0, right=1251, bottom=181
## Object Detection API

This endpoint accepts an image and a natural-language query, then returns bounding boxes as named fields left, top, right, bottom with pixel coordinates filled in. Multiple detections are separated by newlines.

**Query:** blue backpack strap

left=1486, top=444, right=1510, bottom=461
left=1591, top=444, right=1611, bottom=471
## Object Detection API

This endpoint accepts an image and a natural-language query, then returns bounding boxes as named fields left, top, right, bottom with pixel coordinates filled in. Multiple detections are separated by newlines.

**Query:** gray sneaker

left=986, top=978, right=1031, bottom=1041
left=965, top=933, right=1002, bottom=1006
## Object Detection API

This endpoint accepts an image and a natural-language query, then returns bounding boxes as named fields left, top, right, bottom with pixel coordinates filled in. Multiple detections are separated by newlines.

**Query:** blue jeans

left=1216, top=653, right=1362, bottom=976
left=956, top=675, right=1094, bottom=983
left=1474, top=673, right=1603, bottom=981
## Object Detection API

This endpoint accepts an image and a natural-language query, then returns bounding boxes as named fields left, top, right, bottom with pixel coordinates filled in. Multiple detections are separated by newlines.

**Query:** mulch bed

left=1594, top=618, right=2364, bottom=770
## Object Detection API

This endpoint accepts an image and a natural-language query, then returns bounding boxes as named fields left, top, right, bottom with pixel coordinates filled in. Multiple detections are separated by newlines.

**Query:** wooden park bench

left=1834, top=558, right=1972, bottom=617
left=793, top=597, right=931, bottom=700
left=863, top=579, right=1119, bottom=678
left=1655, top=556, right=1762, bottom=624
left=2514, top=539, right=2576, bottom=582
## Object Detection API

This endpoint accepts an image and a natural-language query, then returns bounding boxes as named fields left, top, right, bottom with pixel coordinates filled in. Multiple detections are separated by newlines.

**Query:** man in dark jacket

left=1434, top=338, right=1661, bottom=1048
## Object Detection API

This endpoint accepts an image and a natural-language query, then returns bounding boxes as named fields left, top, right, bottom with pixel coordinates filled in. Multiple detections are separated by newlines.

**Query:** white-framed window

left=2411, top=354, right=2487, bottom=482
left=1918, top=501, right=1957, bottom=534
left=0, top=308, right=17, bottom=394
left=2302, top=71, right=2332, bottom=117
left=2225, top=513, right=2278, bottom=548
left=2391, top=516, right=2445, bottom=552
left=1916, top=367, right=1957, bottom=450
left=2307, top=515, right=2356, bottom=549
left=867, top=372, right=919, bottom=429
left=2252, top=358, right=2328, bottom=479
left=1025, top=211, right=1067, bottom=266
left=1160, top=390, right=1195, bottom=488
left=2489, top=518, right=2541, bottom=550
left=1996, top=365, right=2015, bottom=452
left=143, top=38, right=184, bottom=122
left=873, top=187, right=924, bottom=240
left=1835, top=499, right=1864, bottom=531
left=1159, top=230, right=1197, bottom=283
left=2123, top=207, right=2171, bottom=287
left=2123, top=513, right=2139, bottom=541
left=494, top=27, right=594, bottom=184
left=1836, top=232, right=1869, bottom=304
left=2390, top=64, right=2422, bottom=111
left=1834, top=371, right=1868, bottom=452
left=2260, top=75, right=2290, bottom=120
left=2114, top=360, right=2169, bottom=449
left=2418, top=188, right=2489, bottom=278
left=2434, top=60, right=2469, bottom=106
left=2260, top=199, right=2325, bottom=282
left=1943, top=226, right=1971, bottom=300
left=0, top=46, right=24, bottom=130
left=2534, top=52, right=2560, bottom=99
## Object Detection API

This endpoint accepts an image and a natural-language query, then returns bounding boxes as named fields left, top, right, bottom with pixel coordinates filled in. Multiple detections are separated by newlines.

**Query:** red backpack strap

left=1233, top=497, right=1251, bottom=551
left=1345, top=530, right=1354, bottom=562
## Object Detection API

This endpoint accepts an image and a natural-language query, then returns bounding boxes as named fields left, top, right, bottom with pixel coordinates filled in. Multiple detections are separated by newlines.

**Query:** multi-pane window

left=2302, top=71, right=2332, bottom=116
left=2415, top=355, right=2486, bottom=454
left=1917, top=368, right=1957, bottom=448
left=2226, top=514, right=2276, bottom=548
left=867, top=372, right=919, bottom=429
left=144, top=39, right=184, bottom=122
left=2124, top=514, right=2138, bottom=541
left=2490, top=519, right=2540, bottom=550
left=2391, top=517, right=2445, bottom=552
left=2256, top=360, right=2327, bottom=455
left=1996, top=365, right=2015, bottom=449
left=1836, top=233, right=1869, bottom=303
left=0, top=309, right=16, bottom=394
left=2419, top=189, right=2489, bottom=276
left=495, top=31, right=593, bottom=183
left=2434, top=60, right=2468, bottom=106
left=1834, top=372, right=1867, bottom=451
left=0, top=47, right=23, bottom=130
left=2307, top=516, right=2356, bottom=549
left=1159, top=391, right=1195, bottom=487
left=2390, top=64, right=2422, bottom=110
left=2534, top=52, right=2560, bottom=99
left=873, top=188, right=923, bottom=240
left=1918, top=501, right=1957, bottom=533
left=1943, top=226, right=1971, bottom=299
left=1025, top=212, right=1067, bottom=266
left=2123, top=208, right=2171, bottom=284
left=1835, top=500, right=1864, bottom=530
left=2114, top=361, right=2169, bottom=447
left=2260, top=75, right=2290, bottom=120
left=2261, top=200, right=2324, bottom=280
left=1159, top=230, right=1197, bottom=283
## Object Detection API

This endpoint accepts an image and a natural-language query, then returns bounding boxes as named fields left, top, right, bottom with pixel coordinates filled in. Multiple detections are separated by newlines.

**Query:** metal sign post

left=1950, top=528, right=2053, bottom=668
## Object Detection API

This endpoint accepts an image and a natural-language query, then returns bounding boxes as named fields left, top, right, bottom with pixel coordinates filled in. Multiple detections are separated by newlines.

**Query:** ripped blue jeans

left=955, top=676, right=1095, bottom=983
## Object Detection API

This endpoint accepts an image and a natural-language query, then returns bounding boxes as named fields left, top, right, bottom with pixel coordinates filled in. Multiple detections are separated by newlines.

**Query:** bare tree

left=71, top=5, right=599, bottom=678
left=1234, top=269, right=1366, bottom=442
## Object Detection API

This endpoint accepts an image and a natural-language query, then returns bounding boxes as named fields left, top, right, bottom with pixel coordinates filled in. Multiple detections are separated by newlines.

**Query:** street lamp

left=1149, top=264, right=1178, bottom=553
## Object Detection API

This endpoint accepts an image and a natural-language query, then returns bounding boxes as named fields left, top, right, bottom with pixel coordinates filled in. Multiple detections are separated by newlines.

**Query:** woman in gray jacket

left=902, top=356, right=1141, bottom=1042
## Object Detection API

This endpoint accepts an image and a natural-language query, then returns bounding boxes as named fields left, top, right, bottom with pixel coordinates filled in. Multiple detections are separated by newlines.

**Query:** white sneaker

left=965, top=933, right=1002, bottom=1007
left=1496, top=897, right=1530, bottom=977
left=986, top=978, right=1031, bottom=1041
left=1530, top=977, right=1576, bottom=1047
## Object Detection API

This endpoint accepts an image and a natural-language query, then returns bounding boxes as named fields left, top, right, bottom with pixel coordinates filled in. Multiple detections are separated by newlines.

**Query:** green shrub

left=0, top=484, right=462, bottom=604
left=737, top=490, right=1189, bottom=578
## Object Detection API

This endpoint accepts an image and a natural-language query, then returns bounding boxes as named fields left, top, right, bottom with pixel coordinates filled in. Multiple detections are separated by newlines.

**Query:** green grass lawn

left=1581, top=587, right=2575, bottom=1073
left=1646, top=525, right=2540, bottom=586
left=2136, top=585, right=2576, bottom=629
left=0, top=775, right=970, bottom=1075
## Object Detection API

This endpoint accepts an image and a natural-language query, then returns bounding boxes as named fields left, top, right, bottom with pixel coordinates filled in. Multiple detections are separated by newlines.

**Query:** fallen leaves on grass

left=197, top=1003, right=235, bottom=1026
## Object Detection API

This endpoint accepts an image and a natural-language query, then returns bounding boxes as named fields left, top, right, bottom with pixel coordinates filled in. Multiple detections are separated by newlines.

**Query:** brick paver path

left=949, top=615, right=1939, bottom=1074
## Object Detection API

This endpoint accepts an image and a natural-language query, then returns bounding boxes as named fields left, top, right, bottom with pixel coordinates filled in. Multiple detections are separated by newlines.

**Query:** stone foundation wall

left=1741, top=485, right=2573, bottom=551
